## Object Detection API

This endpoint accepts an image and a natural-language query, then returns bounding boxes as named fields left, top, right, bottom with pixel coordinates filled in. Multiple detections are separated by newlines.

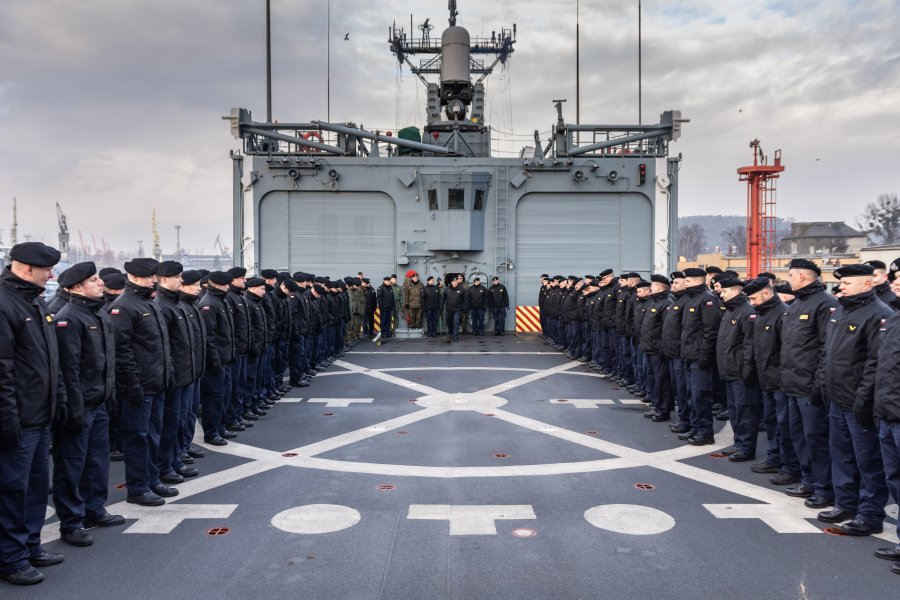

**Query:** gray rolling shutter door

left=514, top=193, right=651, bottom=306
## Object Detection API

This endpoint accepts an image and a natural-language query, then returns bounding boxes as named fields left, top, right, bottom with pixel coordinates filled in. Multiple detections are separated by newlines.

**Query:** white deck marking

left=617, top=399, right=646, bottom=405
left=549, top=398, right=614, bottom=408
left=348, top=351, right=560, bottom=355
left=271, top=504, right=361, bottom=534
left=307, top=398, right=374, bottom=408
left=584, top=504, right=676, bottom=535
left=478, top=360, right=582, bottom=395
left=333, top=359, right=445, bottom=396
left=122, top=504, right=239, bottom=534
left=407, top=504, right=536, bottom=535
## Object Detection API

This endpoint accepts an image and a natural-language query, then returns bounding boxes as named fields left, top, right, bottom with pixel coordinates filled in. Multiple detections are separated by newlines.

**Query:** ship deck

left=17, top=335, right=899, bottom=599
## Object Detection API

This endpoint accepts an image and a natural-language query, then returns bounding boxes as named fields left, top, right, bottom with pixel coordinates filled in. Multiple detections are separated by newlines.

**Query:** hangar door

left=514, top=192, right=652, bottom=306
left=258, top=191, right=396, bottom=279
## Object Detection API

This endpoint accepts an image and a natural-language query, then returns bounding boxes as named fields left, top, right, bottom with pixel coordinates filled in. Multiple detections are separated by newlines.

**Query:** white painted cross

left=407, top=505, right=536, bottom=535
left=122, top=504, right=239, bottom=534
left=306, top=398, right=374, bottom=408
left=549, top=399, right=614, bottom=409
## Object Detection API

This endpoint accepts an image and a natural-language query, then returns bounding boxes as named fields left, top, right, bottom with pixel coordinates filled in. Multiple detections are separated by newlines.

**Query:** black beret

left=208, top=271, right=232, bottom=286
left=260, top=269, right=279, bottom=279
left=98, top=267, right=121, bottom=278
left=711, top=273, right=729, bottom=284
left=705, top=266, right=723, bottom=274
left=595, top=269, right=610, bottom=278
left=774, top=283, right=794, bottom=295
left=864, top=260, right=887, bottom=271
left=788, top=258, right=821, bottom=276
left=683, top=268, right=706, bottom=278
left=473, top=277, right=481, bottom=282
left=343, top=276, right=353, bottom=284
left=198, top=269, right=210, bottom=277
left=724, top=270, right=739, bottom=278
left=57, top=262, right=97, bottom=288
left=540, top=273, right=549, bottom=278
left=391, top=274, right=397, bottom=278
left=650, top=274, right=670, bottom=285
left=426, top=275, right=434, bottom=282
left=383, top=275, right=391, bottom=281
left=583, top=274, right=596, bottom=282
left=669, top=271, right=685, bottom=280
left=362, top=278, right=370, bottom=284
left=199, top=275, right=209, bottom=286
left=123, top=258, right=159, bottom=277
left=625, top=272, right=641, bottom=279
left=313, top=284, right=326, bottom=294
left=567, top=275, right=577, bottom=280
left=635, top=281, right=651, bottom=289
left=157, top=261, right=183, bottom=277
left=758, top=272, right=776, bottom=281
left=283, top=279, right=299, bottom=292
left=181, top=270, right=202, bottom=285
left=571, top=277, right=582, bottom=284
left=718, top=277, right=744, bottom=289
left=337, top=280, right=347, bottom=289
left=834, top=264, right=874, bottom=279
left=890, top=257, right=900, bottom=282
left=492, top=276, right=500, bottom=281
left=246, top=277, right=266, bottom=288
left=9, top=242, right=61, bottom=267
left=276, top=272, right=290, bottom=282
left=742, top=277, right=770, bottom=296
left=314, top=276, right=328, bottom=284
left=227, top=267, right=247, bottom=278
left=292, top=271, right=304, bottom=281
left=553, top=275, right=565, bottom=282
left=102, top=273, right=126, bottom=290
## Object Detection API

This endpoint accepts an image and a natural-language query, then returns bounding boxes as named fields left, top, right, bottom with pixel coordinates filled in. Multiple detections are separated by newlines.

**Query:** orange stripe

left=515, top=306, right=541, bottom=332
left=374, top=307, right=381, bottom=332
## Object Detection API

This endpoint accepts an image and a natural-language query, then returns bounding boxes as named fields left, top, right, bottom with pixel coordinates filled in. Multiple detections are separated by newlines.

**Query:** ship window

left=448, top=188, right=465, bottom=210
left=473, top=189, right=485, bottom=211
left=427, top=189, right=439, bottom=211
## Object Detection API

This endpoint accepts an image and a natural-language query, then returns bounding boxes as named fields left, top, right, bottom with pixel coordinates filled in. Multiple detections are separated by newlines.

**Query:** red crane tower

left=738, top=140, right=784, bottom=278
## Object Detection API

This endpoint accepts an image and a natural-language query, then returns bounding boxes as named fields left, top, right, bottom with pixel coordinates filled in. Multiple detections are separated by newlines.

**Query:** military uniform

left=443, top=283, right=465, bottom=341
left=403, top=277, right=424, bottom=329
left=488, top=280, right=510, bottom=335
left=197, top=273, right=235, bottom=446
left=377, top=279, right=395, bottom=338
left=640, top=285, right=673, bottom=420
left=422, top=280, right=442, bottom=337
left=680, top=278, right=721, bottom=444
left=467, top=281, right=488, bottom=335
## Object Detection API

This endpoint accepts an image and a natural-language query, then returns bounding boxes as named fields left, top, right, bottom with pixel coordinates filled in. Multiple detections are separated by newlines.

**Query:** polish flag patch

left=202, top=306, right=210, bottom=311
left=56, top=321, right=68, bottom=327
left=111, top=309, right=120, bottom=315
left=749, top=314, right=757, bottom=319
left=706, top=301, right=714, bottom=306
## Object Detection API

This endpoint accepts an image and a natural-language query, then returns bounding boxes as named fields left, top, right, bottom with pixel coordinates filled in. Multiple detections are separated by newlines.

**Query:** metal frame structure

left=738, top=139, right=784, bottom=278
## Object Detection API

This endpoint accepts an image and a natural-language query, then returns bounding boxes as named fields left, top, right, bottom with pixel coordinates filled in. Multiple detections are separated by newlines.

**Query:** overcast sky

left=1, top=0, right=898, bottom=256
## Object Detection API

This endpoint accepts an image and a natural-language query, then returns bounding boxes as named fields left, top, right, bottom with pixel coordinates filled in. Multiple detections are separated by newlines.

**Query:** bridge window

left=448, top=188, right=465, bottom=210
left=428, top=189, right=439, bottom=211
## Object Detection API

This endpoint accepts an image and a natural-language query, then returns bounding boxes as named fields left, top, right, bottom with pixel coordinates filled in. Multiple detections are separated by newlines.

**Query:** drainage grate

left=634, top=483, right=655, bottom=490
left=494, top=453, right=510, bottom=459
left=322, top=413, right=334, bottom=416
left=281, top=452, right=298, bottom=457
left=585, top=431, right=599, bottom=436
left=207, top=527, right=230, bottom=536
left=377, top=484, right=396, bottom=491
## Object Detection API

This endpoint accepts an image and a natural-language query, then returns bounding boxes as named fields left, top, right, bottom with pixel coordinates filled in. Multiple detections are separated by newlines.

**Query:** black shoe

left=204, top=436, right=228, bottom=446
left=784, top=484, right=814, bottom=498
left=720, top=446, right=739, bottom=456
left=750, top=462, right=780, bottom=474
left=2, top=565, right=44, bottom=585
left=267, top=393, right=279, bottom=401
left=874, top=546, right=900, bottom=561
left=669, top=422, right=691, bottom=434
left=84, top=513, right=125, bottom=528
left=769, top=472, right=801, bottom=486
left=687, top=436, right=715, bottom=446
left=61, top=529, right=94, bottom=547
left=180, top=453, right=195, bottom=465
left=306, top=370, right=317, bottom=377
left=817, top=508, right=853, bottom=524
left=251, top=407, right=267, bottom=416
left=839, top=519, right=882, bottom=537
left=651, top=413, right=671, bottom=423
left=241, top=412, right=258, bottom=421
left=151, top=483, right=179, bottom=498
left=160, top=471, right=184, bottom=484
left=643, top=410, right=657, bottom=419
left=296, top=379, right=310, bottom=387
left=803, top=495, right=832, bottom=509
left=126, top=491, right=165, bottom=506
left=892, top=562, right=900, bottom=575
left=109, top=450, right=125, bottom=462
left=220, top=431, right=237, bottom=439
left=28, top=550, right=64, bottom=567
left=225, top=423, right=245, bottom=432
left=677, top=431, right=695, bottom=441
left=238, top=419, right=253, bottom=428
left=187, top=446, right=205, bottom=459
left=715, top=412, right=730, bottom=421
left=176, top=466, right=199, bottom=478
left=728, top=451, right=755, bottom=462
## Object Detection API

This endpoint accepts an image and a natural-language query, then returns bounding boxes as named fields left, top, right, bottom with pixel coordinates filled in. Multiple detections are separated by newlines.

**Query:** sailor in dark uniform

left=377, top=276, right=395, bottom=341
left=0, top=242, right=66, bottom=585
left=52, top=262, right=125, bottom=549
left=865, top=260, right=900, bottom=311
left=101, top=272, right=127, bottom=463
left=244, top=277, right=270, bottom=414
left=225, top=267, right=253, bottom=429
left=198, top=271, right=236, bottom=446
left=109, top=258, right=175, bottom=506
left=177, top=270, right=207, bottom=465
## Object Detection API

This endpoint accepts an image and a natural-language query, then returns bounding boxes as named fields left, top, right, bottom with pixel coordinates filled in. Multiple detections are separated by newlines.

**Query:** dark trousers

left=725, top=380, right=762, bottom=455
left=769, top=390, right=800, bottom=476
left=787, top=395, right=833, bottom=499
left=364, top=310, right=375, bottom=336
left=53, top=405, right=110, bottom=532
left=878, top=421, right=900, bottom=543
left=108, top=395, right=121, bottom=453
left=829, top=403, right=888, bottom=524
left=470, top=308, right=486, bottom=334
left=120, top=393, right=164, bottom=496
left=447, top=310, right=461, bottom=339
left=670, top=358, right=690, bottom=425
left=632, top=344, right=645, bottom=390
left=685, top=361, right=714, bottom=439
left=289, top=337, right=305, bottom=382
left=591, top=331, right=603, bottom=365
left=567, top=321, right=582, bottom=356
left=649, top=354, right=673, bottom=415
left=601, top=329, right=616, bottom=371
left=0, top=426, right=50, bottom=575
left=159, top=385, right=188, bottom=476
left=618, top=335, right=633, bottom=381
left=244, top=353, right=260, bottom=411
left=379, top=307, right=393, bottom=337
left=200, top=367, right=228, bottom=440
left=425, top=309, right=439, bottom=337
left=181, top=379, right=202, bottom=455
left=581, top=322, right=591, bottom=358
left=492, top=308, right=507, bottom=333
left=262, top=345, right=274, bottom=394
left=227, top=356, right=247, bottom=424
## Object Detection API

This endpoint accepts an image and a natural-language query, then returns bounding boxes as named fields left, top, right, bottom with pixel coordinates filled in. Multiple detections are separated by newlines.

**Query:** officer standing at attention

left=816, top=264, right=892, bottom=535
left=443, top=276, right=465, bottom=342
left=52, top=262, right=125, bottom=549
left=198, top=271, right=236, bottom=446
left=421, top=276, right=442, bottom=338
left=177, top=270, right=207, bottom=466
left=488, top=276, right=509, bottom=335
left=0, top=242, right=66, bottom=585
left=109, top=258, right=175, bottom=506
left=362, top=278, right=376, bottom=338
left=225, top=267, right=252, bottom=431
left=376, top=276, right=395, bottom=342
left=639, top=275, right=674, bottom=422
left=244, top=277, right=270, bottom=415
left=779, top=258, right=838, bottom=509
left=101, top=271, right=127, bottom=463
left=403, top=272, right=424, bottom=329
left=467, top=277, right=488, bottom=335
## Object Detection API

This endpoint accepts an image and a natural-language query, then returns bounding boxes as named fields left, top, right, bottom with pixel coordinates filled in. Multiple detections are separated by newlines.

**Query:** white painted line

left=549, top=399, right=614, bottom=408
left=703, top=504, right=822, bottom=534
left=348, top=351, right=560, bottom=355
left=271, top=504, right=361, bottom=534
left=407, top=504, right=536, bottom=535
left=886, top=503, right=898, bottom=520
left=123, top=504, right=239, bottom=535
left=617, top=399, right=646, bottom=405
left=307, top=398, right=374, bottom=408
left=584, top=504, right=676, bottom=535
left=333, top=359, right=445, bottom=396
left=478, top=360, right=582, bottom=396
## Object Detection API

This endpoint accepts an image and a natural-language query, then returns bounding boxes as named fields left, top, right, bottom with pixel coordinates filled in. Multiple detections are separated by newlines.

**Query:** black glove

left=54, top=402, right=69, bottom=426
left=67, top=413, right=85, bottom=433
left=853, top=403, right=876, bottom=429
left=128, top=388, right=144, bottom=407
left=0, top=422, right=22, bottom=449
left=809, top=386, right=824, bottom=406
left=698, top=356, right=711, bottom=371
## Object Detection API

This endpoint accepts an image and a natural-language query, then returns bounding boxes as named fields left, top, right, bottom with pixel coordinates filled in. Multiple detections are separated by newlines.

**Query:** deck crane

left=56, top=203, right=70, bottom=259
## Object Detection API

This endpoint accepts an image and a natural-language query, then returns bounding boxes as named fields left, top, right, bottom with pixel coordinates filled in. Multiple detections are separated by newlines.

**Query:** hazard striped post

left=515, top=306, right=542, bottom=333
left=374, top=307, right=381, bottom=332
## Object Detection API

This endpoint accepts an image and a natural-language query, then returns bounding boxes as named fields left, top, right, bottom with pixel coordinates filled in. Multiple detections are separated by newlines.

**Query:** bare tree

left=723, top=225, right=748, bottom=255
left=678, top=223, right=706, bottom=261
left=857, top=193, right=900, bottom=245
